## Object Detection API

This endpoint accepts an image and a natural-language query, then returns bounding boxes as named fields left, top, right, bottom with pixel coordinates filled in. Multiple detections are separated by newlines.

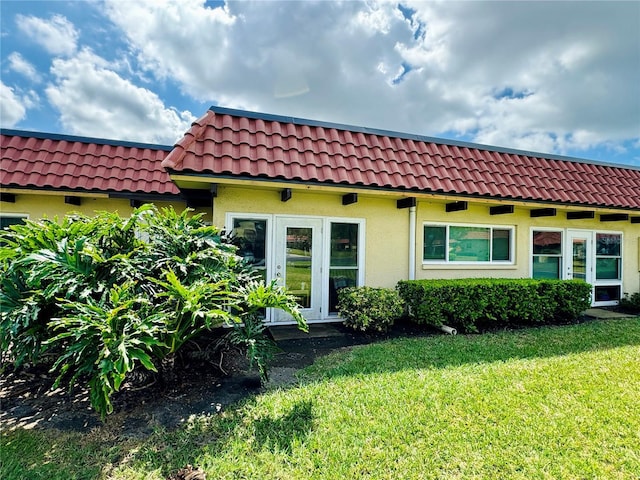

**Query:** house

left=3, top=106, right=640, bottom=324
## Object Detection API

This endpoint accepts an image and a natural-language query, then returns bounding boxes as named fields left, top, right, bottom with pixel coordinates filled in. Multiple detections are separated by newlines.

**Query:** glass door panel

left=572, top=238, right=587, bottom=281
left=566, top=230, right=592, bottom=287
left=285, top=227, right=312, bottom=309
left=274, top=218, right=323, bottom=322
left=329, top=222, right=359, bottom=313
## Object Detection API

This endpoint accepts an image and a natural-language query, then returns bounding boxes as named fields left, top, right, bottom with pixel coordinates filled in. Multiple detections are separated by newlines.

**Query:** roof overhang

left=167, top=172, right=640, bottom=214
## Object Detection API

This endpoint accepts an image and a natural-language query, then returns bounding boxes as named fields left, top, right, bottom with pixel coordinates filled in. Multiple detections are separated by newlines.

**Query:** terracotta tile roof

left=1, top=130, right=178, bottom=195
left=163, top=107, right=640, bottom=210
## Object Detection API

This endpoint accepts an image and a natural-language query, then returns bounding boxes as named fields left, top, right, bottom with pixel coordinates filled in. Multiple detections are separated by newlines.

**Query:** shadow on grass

left=252, top=399, right=314, bottom=454
left=300, top=317, right=640, bottom=380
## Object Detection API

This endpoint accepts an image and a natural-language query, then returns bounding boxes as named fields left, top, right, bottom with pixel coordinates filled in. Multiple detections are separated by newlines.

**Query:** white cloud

left=0, top=0, right=624, bottom=163
left=16, top=14, right=78, bottom=56
left=100, top=0, right=638, bottom=159
left=0, top=82, right=27, bottom=127
left=45, top=49, right=195, bottom=143
left=7, top=52, right=41, bottom=82
left=0, top=82, right=38, bottom=128
left=103, top=0, right=236, bottom=88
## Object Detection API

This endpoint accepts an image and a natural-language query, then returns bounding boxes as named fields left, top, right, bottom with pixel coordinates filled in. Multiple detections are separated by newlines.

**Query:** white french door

left=272, top=217, right=323, bottom=322
left=566, top=230, right=593, bottom=284
left=228, top=213, right=364, bottom=323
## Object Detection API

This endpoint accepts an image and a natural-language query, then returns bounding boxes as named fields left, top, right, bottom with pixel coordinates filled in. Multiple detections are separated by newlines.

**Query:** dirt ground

left=0, top=323, right=401, bottom=438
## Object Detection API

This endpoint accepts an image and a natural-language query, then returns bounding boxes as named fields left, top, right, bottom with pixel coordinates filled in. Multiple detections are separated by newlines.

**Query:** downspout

left=409, top=205, right=416, bottom=280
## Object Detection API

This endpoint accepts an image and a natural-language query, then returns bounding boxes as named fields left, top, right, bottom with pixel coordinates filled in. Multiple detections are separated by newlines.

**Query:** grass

left=2, top=318, right=640, bottom=479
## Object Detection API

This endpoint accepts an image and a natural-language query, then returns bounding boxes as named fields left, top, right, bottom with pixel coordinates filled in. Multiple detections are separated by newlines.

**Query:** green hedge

left=620, top=292, right=640, bottom=314
left=337, top=286, right=404, bottom=333
left=397, top=278, right=592, bottom=333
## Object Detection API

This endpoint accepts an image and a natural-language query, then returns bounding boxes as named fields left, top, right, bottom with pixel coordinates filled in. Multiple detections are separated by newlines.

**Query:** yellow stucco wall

left=211, top=184, right=640, bottom=296
left=4, top=186, right=639, bottom=299
left=0, top=191, right=210, bottom=221
left=212, top=185, right=409, bottom=288
left=416, top=198, right=640, bottom=296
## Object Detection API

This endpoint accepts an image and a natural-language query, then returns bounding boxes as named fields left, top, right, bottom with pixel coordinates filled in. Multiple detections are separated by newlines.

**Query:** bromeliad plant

left=0, top=206, right=306, bottom=418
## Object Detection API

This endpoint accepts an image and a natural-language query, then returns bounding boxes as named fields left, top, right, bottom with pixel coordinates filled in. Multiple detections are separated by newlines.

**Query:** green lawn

left=2, top=318, right=640, bottom=479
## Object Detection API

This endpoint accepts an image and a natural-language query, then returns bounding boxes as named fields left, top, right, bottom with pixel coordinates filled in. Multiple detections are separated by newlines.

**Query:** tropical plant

left=1, top=206, right=306, bottom=418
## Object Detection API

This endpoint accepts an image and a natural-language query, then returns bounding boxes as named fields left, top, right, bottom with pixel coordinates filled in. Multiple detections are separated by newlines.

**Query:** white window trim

left=324, top=216, right=366, bottom=316
left=422, top=221, right=515, bottom=265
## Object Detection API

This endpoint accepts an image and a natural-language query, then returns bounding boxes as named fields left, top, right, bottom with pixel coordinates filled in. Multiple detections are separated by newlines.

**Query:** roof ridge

left=162, top=110, right=214, bottom=169
left=0, top=128, right=172, bottom=152
left=205, top=106, right=640, bottom=172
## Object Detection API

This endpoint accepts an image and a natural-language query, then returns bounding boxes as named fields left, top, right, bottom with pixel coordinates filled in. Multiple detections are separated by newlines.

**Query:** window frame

left=226, top=213, right=272, bottom=280
left=594, top=232, right=622, bottom=281
left=422, top=222, right=515, bottom=265
left=530, top=228, right=564, bottom=280
left=593, top=230, right=623, bottom=305
left=326, top=218, right=365, bottom=315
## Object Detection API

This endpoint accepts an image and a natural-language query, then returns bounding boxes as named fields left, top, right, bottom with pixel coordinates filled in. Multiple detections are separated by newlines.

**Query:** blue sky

left=1, top=0, right=639, bottom=167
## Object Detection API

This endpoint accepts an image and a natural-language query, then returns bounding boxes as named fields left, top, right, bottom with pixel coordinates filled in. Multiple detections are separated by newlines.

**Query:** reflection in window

left=532, top=230, right=562, bottom=279
left=596, top=233, right=621, bottom=281
left=286, top=227, right=312, bottom=308
left=533, top=231, right=562, bottom=255
left=329, top=223, right=359, bottom=313
left=424, top=226, right=446, bottom=260
left=449, top=226, right=490, bottom=262
left=1, top=216, right=27, bottom=230
left=492, top=229, right=511, bottom=261
left=595, top=285, right=621, bottom=302
left=423, top=224, right=513, bottom=263
left=232, top=219, right=266, bottom=266
left=596, top=233, right=621, bottom=256
left=231, top=218, right=267, bottom=284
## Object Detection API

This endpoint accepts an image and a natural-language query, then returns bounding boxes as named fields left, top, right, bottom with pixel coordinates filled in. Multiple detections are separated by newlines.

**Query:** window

left=423, top=224, right=514, bottom=263
left=0, top=215, right=27, bottom=246
left=595, top=233, right=621, bottom=280
left=531, top=230, right=562, bottom=279
left=230, top=217, right=267, bottom=282
left=329, top=222, right=359, bottom=313
left=594, top=232, right=622, bottom=303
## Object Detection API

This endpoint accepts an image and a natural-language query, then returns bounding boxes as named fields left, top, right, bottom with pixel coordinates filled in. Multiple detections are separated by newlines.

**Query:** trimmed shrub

left=397, top=278, right=592, bottom=333
left=620, top=292, right=640, bottom=314
left=337, top=286, right=404, bottom=333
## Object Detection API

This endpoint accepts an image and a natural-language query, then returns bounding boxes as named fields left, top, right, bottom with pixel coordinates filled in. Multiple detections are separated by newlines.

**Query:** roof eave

left=165, top=171, right=640, bottom=212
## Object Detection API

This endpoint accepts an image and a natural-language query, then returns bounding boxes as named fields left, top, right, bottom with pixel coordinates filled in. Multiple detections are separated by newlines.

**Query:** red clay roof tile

left=162, top=107, right=640, bottom=210
left=1, top=130, right=177, bottom=195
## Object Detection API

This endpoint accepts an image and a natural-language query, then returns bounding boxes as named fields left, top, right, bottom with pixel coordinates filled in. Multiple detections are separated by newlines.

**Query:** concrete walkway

left=584, top=308, right=637, bottom=319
